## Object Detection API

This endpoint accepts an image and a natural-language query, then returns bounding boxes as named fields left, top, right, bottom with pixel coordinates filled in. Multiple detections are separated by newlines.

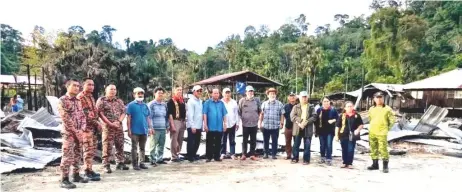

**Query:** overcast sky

left=1, top=0, right=373, bottom=54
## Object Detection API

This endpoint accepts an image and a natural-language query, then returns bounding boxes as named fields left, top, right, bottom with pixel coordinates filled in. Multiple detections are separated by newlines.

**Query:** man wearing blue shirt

left=203, top=88, right=228, bottom=162
left=126, top=87, right=152, bottom=170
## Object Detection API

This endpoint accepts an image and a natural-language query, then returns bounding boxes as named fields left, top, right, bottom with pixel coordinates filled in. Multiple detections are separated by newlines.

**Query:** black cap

left=373, top=91, right=384, bottom=97
left=289, top=92, right=296, bottom=96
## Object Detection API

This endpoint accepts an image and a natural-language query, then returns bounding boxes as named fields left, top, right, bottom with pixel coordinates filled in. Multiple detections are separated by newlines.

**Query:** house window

left=455, top=91, right=462, bottom=99
left=447, top=91, right=455, bottom=99
left=411, top=91, right=423, bottom=99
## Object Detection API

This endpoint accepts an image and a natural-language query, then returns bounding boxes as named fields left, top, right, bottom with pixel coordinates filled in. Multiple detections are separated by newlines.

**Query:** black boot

left=139, top=163, right=148, bottom=169
left=90, top=170, right=101, bottom=177
left=85, top=170, right=101, bottom=181
left=367, top=159, right=379, bottom=170
left=60, top=177, right=76, bottom=189
left=383, top=160, right=389, bottom=173
left=104, top=165, right=112, bottom=174
left=116, top=163, right=130, bottom=170
left=72, top=173, right=89, bottom=183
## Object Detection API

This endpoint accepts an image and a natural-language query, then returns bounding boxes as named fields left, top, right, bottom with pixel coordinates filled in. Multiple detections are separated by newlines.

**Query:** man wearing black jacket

left=283, top=92, right=297, bottom=160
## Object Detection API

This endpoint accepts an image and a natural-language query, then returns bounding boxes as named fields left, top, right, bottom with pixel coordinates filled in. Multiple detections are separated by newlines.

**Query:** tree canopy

left=1, top=0, right=461, bottom=101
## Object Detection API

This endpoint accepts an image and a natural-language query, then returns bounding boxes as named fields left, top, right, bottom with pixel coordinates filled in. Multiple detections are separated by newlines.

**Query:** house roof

left=190, top=70, right=283, bottom=87
left=0, top=75, right=43, bottom=85
left=404, top=68, right=462, bottom=90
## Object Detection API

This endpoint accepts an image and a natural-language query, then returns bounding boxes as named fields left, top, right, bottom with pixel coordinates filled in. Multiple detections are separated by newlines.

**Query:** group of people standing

left=7, top=94, right=24, bottom=112
left=57, top=78, right=395, bottom=190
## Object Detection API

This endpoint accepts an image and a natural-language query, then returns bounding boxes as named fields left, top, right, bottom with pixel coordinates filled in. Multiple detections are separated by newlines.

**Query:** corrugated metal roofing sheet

left=402, top=138, right=462, bottom=150
left=0, top=75, right=43, bottom=85
left=413, top=105, right=448, bottom=133
left=29, top=108, right=59, bottom=127
left=404, top=68, right=462, bottom=90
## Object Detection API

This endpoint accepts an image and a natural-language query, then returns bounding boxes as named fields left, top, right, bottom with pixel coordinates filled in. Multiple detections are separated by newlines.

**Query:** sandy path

left=1, top=153, right=461, bottom=192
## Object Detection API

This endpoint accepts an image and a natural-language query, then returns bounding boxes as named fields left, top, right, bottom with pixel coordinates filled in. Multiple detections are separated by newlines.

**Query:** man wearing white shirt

left=220, top=88, right=239, bottom=160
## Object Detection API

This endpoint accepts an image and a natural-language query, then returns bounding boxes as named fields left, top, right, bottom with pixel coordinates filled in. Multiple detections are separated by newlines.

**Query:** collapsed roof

left=190, top=70, right=283, bottom=87
left=328, top=83, right=404, bottom=100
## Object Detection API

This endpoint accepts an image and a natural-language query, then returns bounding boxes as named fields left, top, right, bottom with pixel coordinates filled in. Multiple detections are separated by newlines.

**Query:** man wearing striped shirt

left=259, top=88, right=285, bottom=159
left=148, top=87, right=169, bottom=166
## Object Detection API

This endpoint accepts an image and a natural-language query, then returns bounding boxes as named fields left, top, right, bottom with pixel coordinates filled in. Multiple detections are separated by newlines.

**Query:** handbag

left=349, top=130, right=361, bottom=141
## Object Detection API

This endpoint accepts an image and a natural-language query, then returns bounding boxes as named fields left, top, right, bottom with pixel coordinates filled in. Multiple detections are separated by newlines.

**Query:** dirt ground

left=1, top=153, right=461, bottom=192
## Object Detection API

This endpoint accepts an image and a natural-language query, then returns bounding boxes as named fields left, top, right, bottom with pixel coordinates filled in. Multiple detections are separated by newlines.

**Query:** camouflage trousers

left=60, top=130, right=83, bottom=178
left=369, top=134, right=389, bottom=160
left=81, top=128, right=96, bottom=171
left=102, top=126, right=125, bottom=165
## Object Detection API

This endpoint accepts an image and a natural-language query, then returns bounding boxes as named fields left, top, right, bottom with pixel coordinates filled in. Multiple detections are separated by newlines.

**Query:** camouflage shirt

left=77, top=92, right=99, bottom=130
left=58, top=94, right=87, bottom=132
left=96, top=96, right=126, bottom=123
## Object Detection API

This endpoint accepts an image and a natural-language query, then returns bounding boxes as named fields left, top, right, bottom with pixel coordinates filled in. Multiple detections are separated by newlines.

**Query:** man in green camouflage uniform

left=367, top=92, right=395, bottom=173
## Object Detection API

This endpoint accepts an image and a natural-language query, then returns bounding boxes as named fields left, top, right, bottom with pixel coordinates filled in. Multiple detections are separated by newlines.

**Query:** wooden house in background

left=402, top=68, right=462, bottom=117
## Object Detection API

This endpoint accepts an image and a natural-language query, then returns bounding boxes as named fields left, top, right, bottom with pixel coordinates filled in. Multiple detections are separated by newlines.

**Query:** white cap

left=245, top=85, right=254, bottom=91
left=299, top=91, right=308, bottom=97
left=222, top=88, right=231, bottom=94
left=192, top=85, right=202, bottom=92
left=133, top=87, right=145, bottom=93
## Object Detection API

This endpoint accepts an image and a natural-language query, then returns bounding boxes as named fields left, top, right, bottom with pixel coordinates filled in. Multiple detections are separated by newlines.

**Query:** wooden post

left=360, top=66, right=364, bottom=110
left=27, top=65, right=33, bottom=110
left=55, top=73, right=59, bottom=96
left=34, top=73, right=38, bottom=111
left=42, top=67, right=47, bottom=108
left=1, top=85, right=5, bottom=109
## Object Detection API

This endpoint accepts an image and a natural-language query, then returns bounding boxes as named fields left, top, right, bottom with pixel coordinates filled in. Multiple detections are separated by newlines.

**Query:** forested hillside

left=1, top=0, right=461, bottom=100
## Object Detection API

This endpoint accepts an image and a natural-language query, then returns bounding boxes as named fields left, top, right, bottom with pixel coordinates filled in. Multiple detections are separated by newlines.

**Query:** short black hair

left=82, top=77, right=93, bottom=82
left=82, top=77, right=94, bottom=85
left=106, top=83, right=116, bottom=87
left=154, top=87, right=165, bottom=93
left=66, top=78, right=80, bottom=87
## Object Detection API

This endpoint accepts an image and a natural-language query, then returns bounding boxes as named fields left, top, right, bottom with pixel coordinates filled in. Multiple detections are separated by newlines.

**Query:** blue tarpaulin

left=236, top=82, right=245, bottom=95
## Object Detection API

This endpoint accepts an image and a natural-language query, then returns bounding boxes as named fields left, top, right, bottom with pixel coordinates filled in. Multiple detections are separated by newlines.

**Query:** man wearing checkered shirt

left=258, top=88, right=285, bottom=159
